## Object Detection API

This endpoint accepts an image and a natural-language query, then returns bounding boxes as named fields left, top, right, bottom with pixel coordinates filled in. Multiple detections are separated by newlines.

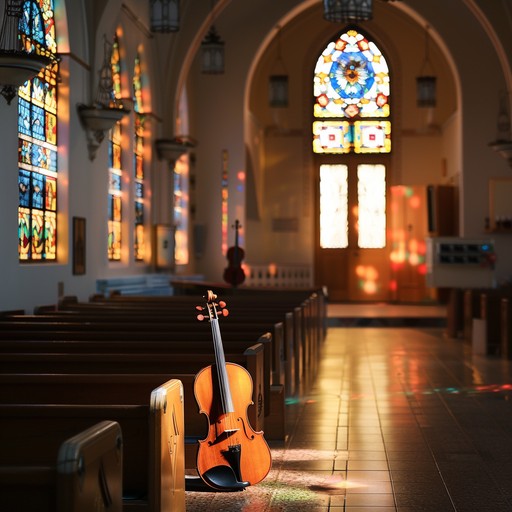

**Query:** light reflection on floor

left=185, top=321, right=512, bottom=511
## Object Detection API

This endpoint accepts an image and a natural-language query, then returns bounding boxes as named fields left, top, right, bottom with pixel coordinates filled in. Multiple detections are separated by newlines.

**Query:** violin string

left=211, top=309, right=237, bottom=442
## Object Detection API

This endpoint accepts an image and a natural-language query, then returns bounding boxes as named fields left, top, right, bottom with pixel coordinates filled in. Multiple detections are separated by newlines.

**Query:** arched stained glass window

left=313, top=28, right=391, bottom=154
left=18, top=0, right=58, bottom=261
left=108, top=36, right=123, bottom=261
left=133, top=52, right=145, bottom=261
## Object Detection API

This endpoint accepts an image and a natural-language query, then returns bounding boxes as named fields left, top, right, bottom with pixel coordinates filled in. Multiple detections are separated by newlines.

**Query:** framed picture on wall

left=73, top=217, right=86, bottom=275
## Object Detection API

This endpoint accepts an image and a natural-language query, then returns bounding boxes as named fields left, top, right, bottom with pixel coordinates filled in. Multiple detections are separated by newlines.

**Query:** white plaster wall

left=3, top=0, right=512, bottom=312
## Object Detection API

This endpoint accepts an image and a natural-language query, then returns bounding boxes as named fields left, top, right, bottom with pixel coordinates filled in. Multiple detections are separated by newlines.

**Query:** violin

left=194, top=290, right=272, bottom=491
left=223, top=220, right=245, bottom=287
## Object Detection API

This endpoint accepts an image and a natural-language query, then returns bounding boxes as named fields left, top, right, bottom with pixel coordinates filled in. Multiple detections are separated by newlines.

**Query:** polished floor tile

left=185, top=309, right=512, bottom=511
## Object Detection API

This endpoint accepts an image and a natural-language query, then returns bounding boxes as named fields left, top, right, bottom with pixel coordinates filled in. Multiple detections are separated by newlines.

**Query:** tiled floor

left=185, top=305, right=512, bottom=511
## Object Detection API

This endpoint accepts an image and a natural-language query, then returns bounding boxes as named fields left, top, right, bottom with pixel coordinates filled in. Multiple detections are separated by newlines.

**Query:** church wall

left=3, top=1, right=512, bottom=312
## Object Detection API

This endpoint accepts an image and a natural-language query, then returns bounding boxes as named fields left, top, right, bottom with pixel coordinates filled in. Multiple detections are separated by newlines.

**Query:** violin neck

left=211, top=318, right=235, bottom=413
left=234, top=224, right=239, bottom=248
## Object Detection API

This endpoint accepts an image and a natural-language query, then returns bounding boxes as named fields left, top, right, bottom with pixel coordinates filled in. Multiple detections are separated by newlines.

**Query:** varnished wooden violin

left=194, top=290, right=272, bottom=491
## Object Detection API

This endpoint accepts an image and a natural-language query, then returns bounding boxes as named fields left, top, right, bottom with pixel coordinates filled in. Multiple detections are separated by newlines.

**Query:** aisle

left=185, top=326, right=512, bottom=511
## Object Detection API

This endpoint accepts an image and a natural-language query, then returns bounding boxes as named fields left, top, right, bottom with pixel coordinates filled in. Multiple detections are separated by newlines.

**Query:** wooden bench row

left=1, top=288, right=327, bottom=509
left=446, top=287, right=512, bottom=358
left=1, top=289, right=326, bottom=400
left=1, top=420, right=123, bottom=512
left=1, top=378, right=185, bottom=511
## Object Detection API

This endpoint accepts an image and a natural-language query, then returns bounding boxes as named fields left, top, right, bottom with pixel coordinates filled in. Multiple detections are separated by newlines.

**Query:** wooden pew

left=0, top=378, right=185, bottom=512
left=0, top=344, right=266, bottom=434
left=0, top=325, right=278, bottom=414
left=85, top=288, right=327, bottom=391
left=53, top=289, right=327, bottom=395
left=1, top=420, right=122, bottom=512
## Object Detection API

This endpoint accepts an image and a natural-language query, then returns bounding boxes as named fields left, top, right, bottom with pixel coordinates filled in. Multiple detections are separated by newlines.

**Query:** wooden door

left=315, top=160, right=390, bottom=302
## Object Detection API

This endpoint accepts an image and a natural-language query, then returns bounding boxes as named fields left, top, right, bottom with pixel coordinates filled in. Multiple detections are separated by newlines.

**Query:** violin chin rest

left=202, top=465, right=250, bottom=491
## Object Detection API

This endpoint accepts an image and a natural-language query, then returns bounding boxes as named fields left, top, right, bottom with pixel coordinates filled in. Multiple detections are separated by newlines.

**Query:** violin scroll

left=195, top=294, right=229, bottom=322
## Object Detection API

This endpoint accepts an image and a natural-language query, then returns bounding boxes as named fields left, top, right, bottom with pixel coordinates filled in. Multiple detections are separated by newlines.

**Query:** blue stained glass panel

left=18, top=99, right=31, bottom=136
left=31, top=104, right=45, bottom=140
left=135, top=202, right=143, bottom=223
left=314, top=29, right=390, bottom=119
left=108, top=197, right=113, bottom=220
left=135, top=182, right=143, bottom=198
left=49, top=148, right=57, bottom=172
left=31, top=172, right=45, bottom=209
left=19, top=170, right=31, bottom=206
left=109, top=170, right=121, bottom=191
left=20, top=2, right=46, bottom=45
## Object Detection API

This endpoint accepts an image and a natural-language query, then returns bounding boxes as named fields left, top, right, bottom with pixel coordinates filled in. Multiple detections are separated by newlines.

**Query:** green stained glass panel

left=45, top=211, right=57, bottom=259
left=18, top=207, right=31, bottom=260
left=31, top=209, right=45, bottom=259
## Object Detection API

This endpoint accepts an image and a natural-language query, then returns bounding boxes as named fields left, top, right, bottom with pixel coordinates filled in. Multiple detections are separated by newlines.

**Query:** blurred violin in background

left=223, top=220, right=245, bottom=287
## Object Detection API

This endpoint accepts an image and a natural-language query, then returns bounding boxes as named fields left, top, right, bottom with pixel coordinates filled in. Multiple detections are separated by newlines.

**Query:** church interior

left=2, top=0, right=512, bottom=510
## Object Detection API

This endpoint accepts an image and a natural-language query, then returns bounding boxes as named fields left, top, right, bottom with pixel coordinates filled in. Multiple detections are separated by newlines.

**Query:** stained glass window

left=174, top=155, right=189, bottom=265
left=108, top=36, right=123, bottom=261
left=18, top=0, right=58, bottom=261
left=319, top=164, right=348, bottom=249
left=313, top=28, right=391, bottom=154
left=133, top=52, right=145, bottom=261
left=357, top=164, right=386, bottom=248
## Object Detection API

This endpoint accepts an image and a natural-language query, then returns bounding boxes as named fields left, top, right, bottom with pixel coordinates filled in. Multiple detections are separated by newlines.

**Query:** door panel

left=315, top=160, right=390, bottom=302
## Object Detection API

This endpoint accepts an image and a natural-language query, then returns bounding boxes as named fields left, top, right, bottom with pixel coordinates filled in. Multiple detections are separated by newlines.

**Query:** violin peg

left=221, top=308, right=229, bottom=317
left=195, top=305, right=204, bottom=311
left=197, top=314, right=205, bottom=322
left=218, top=300, right=226, bottom=309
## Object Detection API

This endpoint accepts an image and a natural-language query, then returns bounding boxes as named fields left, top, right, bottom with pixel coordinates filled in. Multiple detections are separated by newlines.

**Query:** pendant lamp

left=150, top=0, right=180, bottom=33
left=268, top=25, right=288, bottom=108
left=323, top=0, right=373, bottom=23
left=201, top=0, right=224, bottom=75
left=201, top=25, right=224, bottom=75
left=416, top=25, right=437, bottom=108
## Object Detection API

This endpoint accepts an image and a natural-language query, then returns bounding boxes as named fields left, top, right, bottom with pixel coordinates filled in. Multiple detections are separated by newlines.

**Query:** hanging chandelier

left=201, top=25, right=224, bottom=74
left=201, top=0, right=224, bottom=74
left=323, top=0, right=373, bottom=22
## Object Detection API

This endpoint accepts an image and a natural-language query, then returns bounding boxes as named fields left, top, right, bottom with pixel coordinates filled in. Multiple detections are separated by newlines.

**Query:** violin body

left=194, top=290, right=272, bottom=491
left=194, top=362, right=271, bottom=490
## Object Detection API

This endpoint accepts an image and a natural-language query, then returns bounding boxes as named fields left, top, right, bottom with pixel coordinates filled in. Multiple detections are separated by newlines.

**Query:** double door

left=315, top=158, right=390, bottom=302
